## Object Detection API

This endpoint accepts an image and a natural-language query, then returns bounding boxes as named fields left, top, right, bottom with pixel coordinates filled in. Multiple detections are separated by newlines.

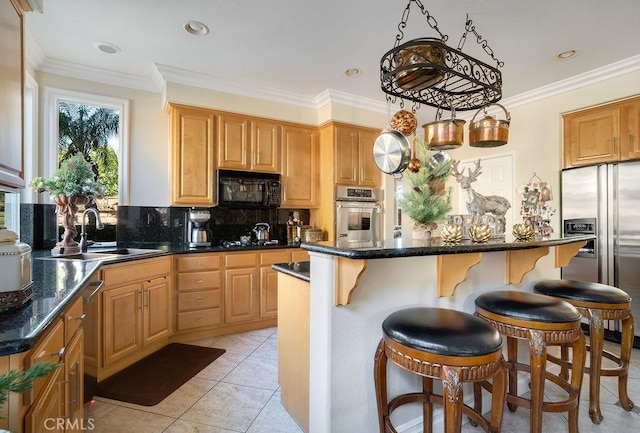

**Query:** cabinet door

left=334, top=126, right=359, bottom=185
left=621, top=100, right=640, bottom=161
left=224, top=268, right=258, bottom=324
left=24, top=367, right=64, bottom=433
left=65, top=329, right=84, bottom=432
left=281, top=124, right=320, bottom=208
left=252, top=119, right=280, bottom=172
left=259, top=267, right=279, bottom=319
left=170, top=104, right=216, bottom=205
left=217, top=113, right=250, bottom=169
left=563, top=106, right=620, bottom=167
left=358, top=128, right=380, bottom=187
left=143, top=276, right=172, bottom=345
left=102, top=283, right=142, bottom=367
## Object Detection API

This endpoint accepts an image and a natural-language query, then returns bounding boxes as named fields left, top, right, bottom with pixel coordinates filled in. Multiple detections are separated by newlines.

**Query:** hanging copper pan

left=469, top=103, right=511, bottom=147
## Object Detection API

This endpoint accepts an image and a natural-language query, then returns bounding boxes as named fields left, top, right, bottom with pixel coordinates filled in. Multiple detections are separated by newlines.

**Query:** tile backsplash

left=20, top=204, right=310, bottom=250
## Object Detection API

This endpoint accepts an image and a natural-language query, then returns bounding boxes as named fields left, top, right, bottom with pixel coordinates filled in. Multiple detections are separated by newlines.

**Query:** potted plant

left=0, top=361, right=59, bottom=430
left=397, top=138, right=453, bottom=240
left=29, top=153, right=104, bottom=254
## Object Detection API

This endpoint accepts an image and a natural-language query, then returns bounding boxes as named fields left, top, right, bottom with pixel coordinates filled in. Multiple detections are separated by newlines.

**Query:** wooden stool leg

left=559, top=345, right=570, bottom=380
left=587, top=310, right=604, bottom=424
left=374, top=340, right=389, bottom=433
left=528, top=330, right=547, bottom=433
left=423, top=376, right=433, bottom=433
left=470, top=382, right=482, bottom=427
left=489, top=362, right=506, bottom=433
left=568, top=332, right=586, bottom=433
left=442, top=366, right=463, bottom=433
left=619, top=314, right=635, bottom=411
left=506, top=336, right=519, bottom=412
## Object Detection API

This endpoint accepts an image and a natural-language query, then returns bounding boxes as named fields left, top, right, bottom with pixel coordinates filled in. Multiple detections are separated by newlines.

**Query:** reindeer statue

left=451, top=159, right=511, bottom=234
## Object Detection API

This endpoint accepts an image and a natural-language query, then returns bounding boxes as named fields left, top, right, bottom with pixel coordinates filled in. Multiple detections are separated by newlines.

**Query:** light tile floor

left=85, top=329, right=640, bottom=432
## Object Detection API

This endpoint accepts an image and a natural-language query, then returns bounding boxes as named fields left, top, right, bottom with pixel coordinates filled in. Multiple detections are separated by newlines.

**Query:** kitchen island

left=275, top=234, right=593, bottom=433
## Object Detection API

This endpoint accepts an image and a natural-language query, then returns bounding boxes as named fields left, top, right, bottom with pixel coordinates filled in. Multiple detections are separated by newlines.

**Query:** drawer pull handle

left=68, top=313, right=86, bottom=321
left=196, top=317, right=203, bottom=322
left=83, top=280, right=104, bottom=304
left=196, top=298, right=204, bottom=303
left=195, top=279, right=204, bottom=284
left=43, top=346, right=65, bottom=359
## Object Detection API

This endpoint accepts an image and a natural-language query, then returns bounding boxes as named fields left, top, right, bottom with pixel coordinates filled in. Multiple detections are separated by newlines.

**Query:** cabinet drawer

left=176, top=253, right=222, bottom=272
left=177, top=308, right=222, bottom=330
left=64, top=296, right=84, bottom=343
left=260, top=250, right=291, bottom=266
left=291, top=249, right=310, bottom=263
left=178, top=290, right=221, bottom=311
left=102, top=256, right=171, bottom=287
left=224, top=252, right=257, bottom=268
left=176, top=271, right=221, bottom=291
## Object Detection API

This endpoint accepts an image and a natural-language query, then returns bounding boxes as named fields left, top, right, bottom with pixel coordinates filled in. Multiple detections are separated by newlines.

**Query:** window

left=43, top=88, right=129, bottom=243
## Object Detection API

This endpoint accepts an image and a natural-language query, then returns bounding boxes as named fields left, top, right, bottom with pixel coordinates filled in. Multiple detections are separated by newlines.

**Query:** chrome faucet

left=79, top=208, right=104, bottom=252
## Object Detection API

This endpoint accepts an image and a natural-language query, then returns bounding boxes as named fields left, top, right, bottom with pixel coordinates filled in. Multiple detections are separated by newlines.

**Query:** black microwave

left=217, top=169, right=281, bottom=208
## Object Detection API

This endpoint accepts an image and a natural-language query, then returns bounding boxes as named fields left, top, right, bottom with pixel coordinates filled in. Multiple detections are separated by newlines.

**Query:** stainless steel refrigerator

left=561, top=162, right=640, bottom=347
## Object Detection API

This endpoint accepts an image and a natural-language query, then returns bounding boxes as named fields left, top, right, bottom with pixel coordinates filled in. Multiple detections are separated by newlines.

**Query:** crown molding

left=37, top=58, right=160, bottom=93
left=501, top=54, right=640, bottom=109
left=155, top=64, right=319, bottom=110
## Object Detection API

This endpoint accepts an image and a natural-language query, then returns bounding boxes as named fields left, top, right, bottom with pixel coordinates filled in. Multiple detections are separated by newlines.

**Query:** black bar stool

left=374, top=307, right=506, bottom=433
left=534, top=279, right=635, bottom=424
left=474, top=290, right=586, bottom=433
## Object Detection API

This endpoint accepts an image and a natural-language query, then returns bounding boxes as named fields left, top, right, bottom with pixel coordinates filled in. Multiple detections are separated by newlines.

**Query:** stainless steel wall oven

left=335, top=186, right=382, bottom=244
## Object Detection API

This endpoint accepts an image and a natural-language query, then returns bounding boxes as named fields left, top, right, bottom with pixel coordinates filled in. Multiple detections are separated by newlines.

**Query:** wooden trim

left=437, top=253, right=482, bottom=297
left=506, top=247, right=549, bottom=284
left=554, top=241, right=587, bottom=268
left=334, top=258, right=367, bottom=306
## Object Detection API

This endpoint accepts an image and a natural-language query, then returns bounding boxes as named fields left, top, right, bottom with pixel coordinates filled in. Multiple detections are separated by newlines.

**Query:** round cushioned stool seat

left=383, top=307, right=503, bottom=357
left=475, top=290, right=581, bottom=323
left=534, top=279, right=631, bottom=304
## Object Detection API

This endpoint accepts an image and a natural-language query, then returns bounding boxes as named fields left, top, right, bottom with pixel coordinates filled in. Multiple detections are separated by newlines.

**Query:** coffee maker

left=187, top=208, right=212, bottom=247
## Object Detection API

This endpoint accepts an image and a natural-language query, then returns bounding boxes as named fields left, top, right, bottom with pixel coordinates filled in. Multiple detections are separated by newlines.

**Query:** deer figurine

left=451, top=159, right=511, bottom=234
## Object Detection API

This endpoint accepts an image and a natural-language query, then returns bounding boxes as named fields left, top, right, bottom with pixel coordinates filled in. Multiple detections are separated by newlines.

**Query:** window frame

left=42, top=87, right=130, bottom=205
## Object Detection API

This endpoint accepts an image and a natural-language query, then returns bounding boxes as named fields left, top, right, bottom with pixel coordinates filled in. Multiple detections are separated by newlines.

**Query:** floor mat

left=95, top=343, right=225, bottom=406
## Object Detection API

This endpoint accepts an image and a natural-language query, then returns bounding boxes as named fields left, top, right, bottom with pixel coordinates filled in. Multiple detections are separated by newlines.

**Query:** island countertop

left=301, top=234, right=594, bottom=259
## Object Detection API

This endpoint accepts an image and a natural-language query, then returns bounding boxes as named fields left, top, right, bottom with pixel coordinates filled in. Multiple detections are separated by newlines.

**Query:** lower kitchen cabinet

left=99, top=256, right=172, bottom=376
left=224, top=252, right=259, bottom=324
left=21, top=295, right=85, bottom=433
left=175, top=253, right=223, bottom=332
left=259, top=250, right=291, bottom=319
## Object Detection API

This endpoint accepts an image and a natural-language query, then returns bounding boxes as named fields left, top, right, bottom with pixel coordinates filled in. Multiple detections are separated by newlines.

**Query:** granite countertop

left=0, top=243, right=305, bottom=356
left=301, top=234, right=595, bottom=259
left=272, top=261, right=310, bottom=282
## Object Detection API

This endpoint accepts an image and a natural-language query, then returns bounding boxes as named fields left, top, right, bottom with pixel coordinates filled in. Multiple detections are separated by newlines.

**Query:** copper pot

left=393, top=39, right=445, bottom=92
left=423, top=117, right=466, bottom=151
left=469, top=103, right=511, bottom=148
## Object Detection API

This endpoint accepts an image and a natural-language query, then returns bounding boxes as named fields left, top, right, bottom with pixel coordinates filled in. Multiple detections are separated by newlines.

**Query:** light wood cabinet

left=224, top=252, right=258, bottom=324
left=563, top=95, right=640, bottom=167
left=0, top=0, right=25, bottom=188
left=281, top=124, right=320, bottom=208
left=100, top=256, right=172, bottom=372
left=334, top=125, right=380, bottom=187
left=23, top=295, right=85, bottom=433
left=259, top=250, right=291, bottom=319
left=175, top=253, right=223, bottom=332
left=168, top=103, right=216, bottom=206
left=217, top=114, right=280, bottom=173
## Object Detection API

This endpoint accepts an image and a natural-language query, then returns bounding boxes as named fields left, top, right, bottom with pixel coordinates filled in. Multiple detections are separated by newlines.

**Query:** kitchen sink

left=37, top=248, right=167, bottom=261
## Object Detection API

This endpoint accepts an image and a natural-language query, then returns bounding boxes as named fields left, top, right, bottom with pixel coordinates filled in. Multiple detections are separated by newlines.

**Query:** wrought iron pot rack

left=380, top=0, right=504, bottom=112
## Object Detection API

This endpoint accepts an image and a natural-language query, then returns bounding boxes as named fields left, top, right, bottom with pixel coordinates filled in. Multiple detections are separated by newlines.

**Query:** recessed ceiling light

left=94, top=41, right=120, bottom=54
left=344, top=68, right=362, bottom=77
left=557, top=49, right=577, bottom=60
left=184, top=20, right=210, bottom=36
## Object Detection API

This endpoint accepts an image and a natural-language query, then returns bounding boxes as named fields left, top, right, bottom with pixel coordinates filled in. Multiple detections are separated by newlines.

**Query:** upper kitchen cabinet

left=620, top=99, right=640, bottom=160
left=216, top=113, right=280, bottom=173
left=563, top=95, right=640, bottom=168
left=331, top=123, right=381, bottom=188
left=280, top=123, right=320, bottom=208
left=0, top=0, right=25, bottom=188
left=168, top=103, right=216, bottom=206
